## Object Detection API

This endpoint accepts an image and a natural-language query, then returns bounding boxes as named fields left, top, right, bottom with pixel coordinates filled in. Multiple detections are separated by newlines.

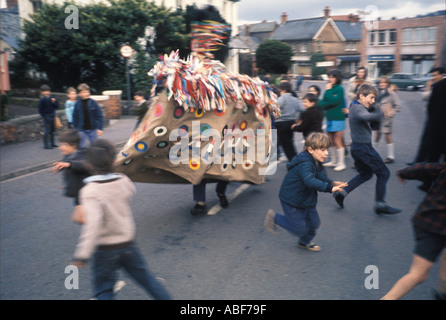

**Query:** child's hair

left=67, top=87, right=76, bottom=93
left=77, top=83, right=90, bottom=92
left=279, top=81, right=292, bottom=93
left=327, top=69, right=342, bottom=84
left=87, top=139, right=117, bottom=174
left=40, top=84, right=50, bottom=92
left=302, top=93, right=317, bottom=104
left=59, top=129, right=80, bottom=147
left=279, top=81, right=298, bottom=97
left=308, top=85, right=321, bottom=97
left=304, top=132, right=331, bottom=151
left=135, top=91, right=145, bottom=97
left=356, top=83, right=378, bottom=100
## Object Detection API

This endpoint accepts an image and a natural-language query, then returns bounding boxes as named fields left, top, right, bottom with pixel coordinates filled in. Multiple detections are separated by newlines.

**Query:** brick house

left=360, top=11, right=445, bottom=78
left=269, top=7, right=362, bottom=78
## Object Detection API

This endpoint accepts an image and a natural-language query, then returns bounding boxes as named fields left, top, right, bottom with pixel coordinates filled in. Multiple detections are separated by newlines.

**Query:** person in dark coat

left=52, top=129, right=91, bottom=224
left=291, top=93, right=323, bottom=139
left=38, top=84, right=59, bottom=149
left=381, top=162, right=446, bottom=300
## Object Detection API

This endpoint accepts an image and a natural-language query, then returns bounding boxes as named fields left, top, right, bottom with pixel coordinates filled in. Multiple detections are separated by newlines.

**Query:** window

left=378, top=30, right=386, bottom=45
left=402, top=28, right=412, bottom=44
left=389, top=30, right=397, bottom=44
left=300, top=42, right=307, bottom=53
left=414, top=28, right=424, bottom=43
left=346, top=41, right=357, bottom=51
left=369, top=31, right=376, bottom=45
left=427, top=27, right=437, bottom=43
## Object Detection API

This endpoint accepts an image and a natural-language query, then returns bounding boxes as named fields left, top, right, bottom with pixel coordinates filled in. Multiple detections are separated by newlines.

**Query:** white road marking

left=207, top=183, right=251, bottom=215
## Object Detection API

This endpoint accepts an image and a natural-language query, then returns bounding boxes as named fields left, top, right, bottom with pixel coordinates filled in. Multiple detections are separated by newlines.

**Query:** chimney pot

left=281, top=12, right=288, bottom=24
left=324, top=6, right=330, bottom=19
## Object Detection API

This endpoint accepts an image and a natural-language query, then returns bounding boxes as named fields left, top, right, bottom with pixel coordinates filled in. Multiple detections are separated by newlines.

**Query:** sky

left=237, top=0, right=445, bottom=25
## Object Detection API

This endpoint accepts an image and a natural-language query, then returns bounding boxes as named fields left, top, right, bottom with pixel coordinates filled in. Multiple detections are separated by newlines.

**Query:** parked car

left=379, top=73, right=427, bottom=91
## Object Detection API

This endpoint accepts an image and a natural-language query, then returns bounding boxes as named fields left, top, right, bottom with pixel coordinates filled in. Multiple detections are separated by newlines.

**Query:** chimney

left=324, top=6, right=330, bottom=19
left=281, top=12, right=288, bottom=24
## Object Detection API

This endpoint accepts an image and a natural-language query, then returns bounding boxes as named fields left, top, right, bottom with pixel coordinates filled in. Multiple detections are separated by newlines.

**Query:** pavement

left=0, top=115, right=137, bottom=182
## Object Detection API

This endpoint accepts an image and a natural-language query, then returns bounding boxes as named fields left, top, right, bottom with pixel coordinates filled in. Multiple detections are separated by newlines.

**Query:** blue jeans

left=274, top=201, right=320, bottom=245
left=344, top=143, right=390, bottom=203
left=42, top=114, right=55, bottom=147
left=79, top=129, right=98, bottom=149
left=92, top=243, right=171, bottom=300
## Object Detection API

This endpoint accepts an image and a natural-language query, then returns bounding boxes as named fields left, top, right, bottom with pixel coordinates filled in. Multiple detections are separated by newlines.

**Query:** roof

left=334, top=21, right=362, bottom=40
left=270, top=16, right=362, bottom=42
left=271, top=17, right=325, bottom=41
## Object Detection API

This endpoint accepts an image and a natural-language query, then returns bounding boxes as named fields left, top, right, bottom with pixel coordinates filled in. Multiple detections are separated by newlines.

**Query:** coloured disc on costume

left=195, top=108, right=204, bottom=118
left=214, top=108, right=225, bottom=116
left=154, top=126, right=167, bottom=136
left=189, top=158, right=200, bottom=170
left=200, top=123, right=212, bottom=136
left=173, top=106, right=185, bottom=119
left=135, top=141, right=148, bottom=152
left=178, top=125, right=188, bottom=136
left=157, top=141, right=168, bottom=148
left=154, top=103, right=163, bottom=117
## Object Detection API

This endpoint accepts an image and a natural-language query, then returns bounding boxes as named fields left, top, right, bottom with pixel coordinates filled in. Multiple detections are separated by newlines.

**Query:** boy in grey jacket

left=71, top=139, right=171, bottom=300
left=333, top=84, right=401, bottom=215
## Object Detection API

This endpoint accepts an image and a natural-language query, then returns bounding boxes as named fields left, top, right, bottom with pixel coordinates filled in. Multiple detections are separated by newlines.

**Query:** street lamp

left=120, top=44, right=133, bottom=110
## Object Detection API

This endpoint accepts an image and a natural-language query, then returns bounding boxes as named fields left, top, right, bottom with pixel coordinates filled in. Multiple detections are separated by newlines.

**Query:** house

left=270, top=7, right=362, bottom=78
left=235, top=20, right=278, bottom=75
left=360, top=11, right=445, bottom=78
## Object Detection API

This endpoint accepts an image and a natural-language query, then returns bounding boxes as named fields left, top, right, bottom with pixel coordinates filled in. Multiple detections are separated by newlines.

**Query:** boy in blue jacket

left=264, top=132, right=347, bottom=251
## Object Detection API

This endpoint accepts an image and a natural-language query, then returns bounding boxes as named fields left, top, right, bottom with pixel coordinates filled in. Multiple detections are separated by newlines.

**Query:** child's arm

left=351, top=103, right=381, bottom=122
left=298, top=162, right=334, bottom=193
left=72, top=193, right=103, bottom=265
left=397, top=163, right=444, bottom=183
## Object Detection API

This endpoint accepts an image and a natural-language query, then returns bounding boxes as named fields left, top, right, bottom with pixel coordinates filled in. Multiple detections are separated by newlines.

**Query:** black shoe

left=333, top=191, right=345, bottom=209
left=218, top=194, right=228, bottom=208
left=51, top=144, right=59, bottom=148
left=190, top=203, right=206, bottom=216
left=417, top=183, right=431, bottom=192
left=375, top=205, right=402, bottom=215
left=384, top=158, right=394, bottom=164
left=44, top=145, right=53, bottom=149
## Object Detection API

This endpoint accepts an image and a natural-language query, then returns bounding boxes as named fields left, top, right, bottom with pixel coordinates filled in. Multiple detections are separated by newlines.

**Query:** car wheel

left=406, top=85, right=414, bottom=91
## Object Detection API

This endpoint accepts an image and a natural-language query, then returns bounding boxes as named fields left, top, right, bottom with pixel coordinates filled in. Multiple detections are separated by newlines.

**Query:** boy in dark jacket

left=264, top=132, right=347, bottom=251
left=38, top=84, right=59, bottom=149
left=382, top=162, right=446, bottom=300
left=52, top=129, right=91, bottom=224
left=72, top=83, right=104, bottom=149
left=291, top=93, right=323, bottom=139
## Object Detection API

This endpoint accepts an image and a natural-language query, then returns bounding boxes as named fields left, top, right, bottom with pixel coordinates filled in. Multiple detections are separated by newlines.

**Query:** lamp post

left=120, top=44, right=133, bottom=110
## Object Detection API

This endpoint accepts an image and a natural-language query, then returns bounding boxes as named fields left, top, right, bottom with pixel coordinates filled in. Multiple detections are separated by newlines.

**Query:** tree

left=16, top=0, right=186, bottom=92
left=311, top=52, right=327, bottom=79
left=256, top=40, right=293, bottom=74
